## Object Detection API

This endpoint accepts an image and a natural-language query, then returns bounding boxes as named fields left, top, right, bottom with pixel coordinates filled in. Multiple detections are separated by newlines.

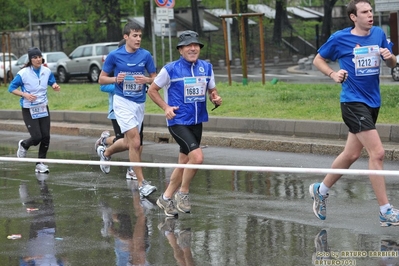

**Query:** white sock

left=380, top=203, right=391, bottom=214
left=319, top=182, right=329, bottom=196
left=163, top=194, right=171, bottom=201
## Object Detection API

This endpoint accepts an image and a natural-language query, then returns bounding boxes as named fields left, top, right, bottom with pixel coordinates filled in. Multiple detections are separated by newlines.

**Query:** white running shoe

left=17, top=140, right=27, bottom=158
left=139, top=180, right=157, bottom=197
left=97, top=146, right=111, bottom=174
left=126, top=167, right=137, bottom=180
left=94, top=131, right=110, bottom=151
left=35, top=163, right=49, bottom=173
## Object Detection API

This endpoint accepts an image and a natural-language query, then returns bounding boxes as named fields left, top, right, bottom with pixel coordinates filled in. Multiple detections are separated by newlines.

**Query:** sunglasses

left=211, top=104, right=220, bottom=111
left=31, top=55, right=42, bottom=59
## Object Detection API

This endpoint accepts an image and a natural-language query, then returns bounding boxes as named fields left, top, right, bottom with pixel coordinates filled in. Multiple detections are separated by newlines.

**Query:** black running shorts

left=340, top=102, right=379, bottom=133
left=168, top=123, right=203, bottom=155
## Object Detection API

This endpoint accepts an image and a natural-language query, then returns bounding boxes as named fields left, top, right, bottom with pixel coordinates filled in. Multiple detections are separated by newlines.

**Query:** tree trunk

left=143, top=0, right=152, bottom=40
left=191, top=0, right=202, bottom=35
left=320, top=0, right=338, bottom=46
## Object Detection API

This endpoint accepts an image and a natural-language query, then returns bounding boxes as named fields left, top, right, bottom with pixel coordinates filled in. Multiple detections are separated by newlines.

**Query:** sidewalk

left=0, top=110, right=398, bottom=161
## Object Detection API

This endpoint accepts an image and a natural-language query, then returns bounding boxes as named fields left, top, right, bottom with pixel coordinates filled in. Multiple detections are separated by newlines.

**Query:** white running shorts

left=113, top=95, right=144, bottom=134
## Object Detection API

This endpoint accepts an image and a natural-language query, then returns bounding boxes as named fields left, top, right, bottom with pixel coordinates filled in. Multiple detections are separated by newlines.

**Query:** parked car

left=56, top=42, right=119, bottom=83
left=0, top=52, right=18, bottom=82
left=6, top=51, right=68, bottom=82
left=392, top=55, right=399, bottom=81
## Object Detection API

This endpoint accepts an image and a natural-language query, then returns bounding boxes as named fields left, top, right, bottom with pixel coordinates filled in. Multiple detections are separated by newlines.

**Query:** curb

left=1, top=110, right=399, bottom=161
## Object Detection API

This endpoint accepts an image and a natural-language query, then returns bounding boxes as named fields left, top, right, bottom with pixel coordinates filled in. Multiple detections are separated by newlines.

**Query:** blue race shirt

left=317, top=26, right=393, bottom=108
left=102, top=45, right=156, bottom=103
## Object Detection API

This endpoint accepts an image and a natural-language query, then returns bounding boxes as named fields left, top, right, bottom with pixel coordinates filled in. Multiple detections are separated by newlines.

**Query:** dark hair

left=347, top=0, right=372, bottom=22
left=23, top=58, right=45, bottom=69
left=123, top=21, right=142, bottom=36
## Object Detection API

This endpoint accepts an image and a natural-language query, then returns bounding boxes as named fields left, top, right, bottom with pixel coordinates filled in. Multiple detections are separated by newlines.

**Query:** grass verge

left=1, top=81, right=398, bottom=124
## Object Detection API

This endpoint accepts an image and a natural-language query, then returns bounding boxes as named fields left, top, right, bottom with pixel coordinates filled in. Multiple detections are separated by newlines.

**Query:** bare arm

left=313, top=54, right=347, bottom=83
left=98, top=70, right=117, bottom=85
left=380, top=48, right=397, bottom=68
left=147, top=82, right=179, bottom=120
left=208, top=88, right=222, bottom=106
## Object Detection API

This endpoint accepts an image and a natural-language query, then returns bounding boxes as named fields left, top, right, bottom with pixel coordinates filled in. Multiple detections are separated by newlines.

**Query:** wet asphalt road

left=1, top=131, right=399, bottom=265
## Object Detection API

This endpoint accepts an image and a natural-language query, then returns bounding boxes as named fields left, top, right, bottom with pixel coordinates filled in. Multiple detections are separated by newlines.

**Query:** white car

left=0, top=52, right=18, bottom=82
left=6, top=51, right=68, bottom=82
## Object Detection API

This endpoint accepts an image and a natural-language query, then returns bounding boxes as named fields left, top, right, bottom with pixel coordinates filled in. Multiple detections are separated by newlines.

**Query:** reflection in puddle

left=0, top=148, right=398, bottom=265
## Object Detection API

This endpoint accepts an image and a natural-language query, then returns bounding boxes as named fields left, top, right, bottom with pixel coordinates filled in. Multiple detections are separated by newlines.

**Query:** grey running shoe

left=35, top=163, right=49, bottom=173
left=126, top=167, right=137, bottom=180
left=175, top=192, right=191, bottom=213
left=158, top=216, right=177, bottom=234
left=309, top=183, right=328, bottom=220
left=380, top=206, right=399, bottom=227
left=139, top=180, right=157, bottom=197
left=97, top=146, right=111, bottom=174
left=94, top=130, right=110, bottom=151
left=177, top=229, right=192, bottom=249
left=157, top=194, right=178, bottom=217
left=17, top=140, right=27, bottom=158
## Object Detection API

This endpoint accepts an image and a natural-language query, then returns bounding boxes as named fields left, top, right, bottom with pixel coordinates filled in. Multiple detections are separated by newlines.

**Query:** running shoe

left=140, top=197, right=155, bottom=214
left=17, top=140, right=27, bottom=158
left=94, top=131, right=110, bottom=151
left=35, top=163, right=49, bottom=173
left=380, top=206, right=399, bottom=227
left=309, top=183, right=328, bottom=220
left=126, top=167, right=137, bottom=180
left=97, top=146, right=111, bottom=174
left=175, top=192, right=191, bottom=213
left=139, top=180, right=157, bottom=197
left=157, top=194, right=178, bottom=217
left=158, top=216, right=177, bottom=234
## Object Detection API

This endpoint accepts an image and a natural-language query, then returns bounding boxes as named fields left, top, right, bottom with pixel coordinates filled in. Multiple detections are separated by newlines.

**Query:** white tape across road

left=1, top=156, right=399, bottom=177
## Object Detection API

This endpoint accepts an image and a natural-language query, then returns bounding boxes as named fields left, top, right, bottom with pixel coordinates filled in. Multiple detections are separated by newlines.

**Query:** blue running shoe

left=380, top=206, right=399, bottom=227
left=309, top=183, right=328, bottom=220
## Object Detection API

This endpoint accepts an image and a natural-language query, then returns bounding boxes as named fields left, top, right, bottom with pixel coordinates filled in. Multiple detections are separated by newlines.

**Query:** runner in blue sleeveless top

left=148, top=30, right=222, bottom=216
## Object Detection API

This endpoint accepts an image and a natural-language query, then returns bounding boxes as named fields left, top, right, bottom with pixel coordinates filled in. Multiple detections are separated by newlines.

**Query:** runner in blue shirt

left=98, top=22, right=157, bottom=197
left=309, top=0, right=398, bottom=226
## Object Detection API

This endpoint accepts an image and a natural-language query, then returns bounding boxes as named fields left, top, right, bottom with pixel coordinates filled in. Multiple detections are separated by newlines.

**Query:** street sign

left=165, top=0, right=175, bottom=8
left=156, top=7, right=174, bottom=23
left=375, top=0, right=399, bottom=12
left=156, top=7, right=170, bottom=24
left=154, top=0, right=168, bottom=7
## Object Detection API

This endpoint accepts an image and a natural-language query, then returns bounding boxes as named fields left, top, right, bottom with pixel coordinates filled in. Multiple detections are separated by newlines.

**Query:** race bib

left=123, top=75, right=143, bottom=97
left=29, top=104, right=48, bottom=119
left=183, top=77, right=206, bottom=103
left=353, top=45, right=380, bottom=76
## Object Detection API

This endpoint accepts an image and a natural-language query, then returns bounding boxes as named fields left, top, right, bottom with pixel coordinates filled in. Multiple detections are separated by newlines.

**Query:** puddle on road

left=0, top=149, right=398, bottom=265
